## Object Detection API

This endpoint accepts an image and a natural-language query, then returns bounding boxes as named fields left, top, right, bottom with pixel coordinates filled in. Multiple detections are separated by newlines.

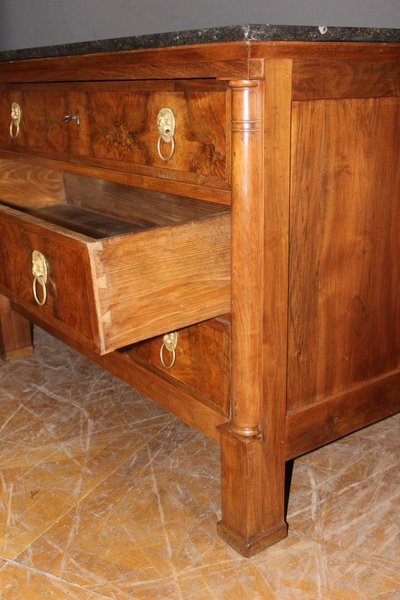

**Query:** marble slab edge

left=1, top=23, right=400, bottom=62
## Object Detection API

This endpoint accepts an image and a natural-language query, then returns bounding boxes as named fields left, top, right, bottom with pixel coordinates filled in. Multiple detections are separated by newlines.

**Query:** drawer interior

left=0, top=202, right=146, bottom=238
left=0, top=164, right=229, bottom=239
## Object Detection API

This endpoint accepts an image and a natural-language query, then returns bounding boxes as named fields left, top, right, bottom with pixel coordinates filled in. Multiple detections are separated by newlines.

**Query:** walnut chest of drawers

left=0, top=24, right=399, bottom=556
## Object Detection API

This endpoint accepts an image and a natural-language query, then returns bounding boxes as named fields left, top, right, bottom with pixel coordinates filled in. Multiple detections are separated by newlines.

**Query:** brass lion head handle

left=10, top=102, right=22, bottom=139
left=160, top=331, right=179, bottom=369
left=32, top=250, right=48, bottom=306
left=157, top=108, right=175, bottom=161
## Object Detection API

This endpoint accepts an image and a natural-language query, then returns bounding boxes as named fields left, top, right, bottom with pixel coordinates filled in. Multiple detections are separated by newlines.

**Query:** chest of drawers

left=0, top=24, right=399, bottom=557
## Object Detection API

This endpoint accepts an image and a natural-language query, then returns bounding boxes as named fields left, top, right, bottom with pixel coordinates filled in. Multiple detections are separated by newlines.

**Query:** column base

left=217, top=520, right=288, bottom=558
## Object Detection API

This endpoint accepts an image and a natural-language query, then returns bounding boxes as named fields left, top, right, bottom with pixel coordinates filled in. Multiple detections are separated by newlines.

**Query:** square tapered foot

left=218, top=423, right=288, bottom=557
left=217, top=520, right=288, bottom=558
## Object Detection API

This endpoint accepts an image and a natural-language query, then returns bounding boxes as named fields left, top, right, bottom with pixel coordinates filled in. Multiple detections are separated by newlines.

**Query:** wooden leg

left=218, top=426, right=288, bottom=557
left=218, top=64, right=292, bottom=557
left=0, top=295, right=33, bottom=360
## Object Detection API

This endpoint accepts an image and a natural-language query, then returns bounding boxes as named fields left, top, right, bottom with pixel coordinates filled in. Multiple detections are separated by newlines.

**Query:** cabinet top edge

left=1, top=23, right=400, bottom=62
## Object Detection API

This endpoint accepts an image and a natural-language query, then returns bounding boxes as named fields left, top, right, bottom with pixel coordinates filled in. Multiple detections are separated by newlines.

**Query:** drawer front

left=0, top=87, right=82, bottom=157
left=0, top=204, right=230, bottom=354
left=128, top=318, right=231, bottom=416
left=0, top=206, right=99, bottom=348
left=0, top=82, right=229, bottom=189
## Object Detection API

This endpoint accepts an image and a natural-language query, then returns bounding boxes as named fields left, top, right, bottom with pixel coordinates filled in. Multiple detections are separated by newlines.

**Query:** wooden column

left=0, top=294, right=33, bottom=360
left=229, top=79, right=264, bottom=438
left=218, top=65, right=291, bottom=556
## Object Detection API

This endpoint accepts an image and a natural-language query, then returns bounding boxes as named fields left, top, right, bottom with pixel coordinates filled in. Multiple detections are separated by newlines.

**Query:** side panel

left=288, top=97, right=400, bottom=411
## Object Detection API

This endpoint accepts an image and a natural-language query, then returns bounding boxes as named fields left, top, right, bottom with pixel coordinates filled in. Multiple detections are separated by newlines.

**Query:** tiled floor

left=0, top=327, right=399, bottom=599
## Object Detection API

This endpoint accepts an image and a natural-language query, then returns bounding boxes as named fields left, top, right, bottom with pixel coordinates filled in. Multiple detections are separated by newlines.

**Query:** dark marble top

left=1, top=23, right=399, bottom=62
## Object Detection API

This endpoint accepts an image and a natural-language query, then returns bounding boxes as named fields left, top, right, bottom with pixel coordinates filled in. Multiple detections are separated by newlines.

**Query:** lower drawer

left=126, top=317, right=231, bottom=416
left=0, top=188, right=230, bottom=354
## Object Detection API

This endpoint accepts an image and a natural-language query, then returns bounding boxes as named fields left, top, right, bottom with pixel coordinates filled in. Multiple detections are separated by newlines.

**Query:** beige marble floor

left=0, top=327, right=399, bottom=599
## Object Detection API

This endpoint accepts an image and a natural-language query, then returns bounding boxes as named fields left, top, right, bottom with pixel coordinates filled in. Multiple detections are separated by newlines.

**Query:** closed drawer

left=126, top=317, right=231, bottom=416
left=0, top=189, right=230, bottom=354
left=0, top=81, right=229, bottom=189
left=0, top=87, right=78, bottom=155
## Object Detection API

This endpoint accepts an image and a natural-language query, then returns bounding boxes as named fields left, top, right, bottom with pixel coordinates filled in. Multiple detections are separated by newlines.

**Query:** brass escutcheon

left=10, top=102, right=22, bottom=139
left=63, top=113, right=80, bottom=126
left=31, top=250, right=48, bottom=306
left=157, top=108, right=175, bottom=161
left=160, top=331, right=179, bottom=369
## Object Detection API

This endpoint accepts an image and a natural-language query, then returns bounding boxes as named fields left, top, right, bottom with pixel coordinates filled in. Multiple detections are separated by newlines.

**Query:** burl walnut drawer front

left=0, top=81, right=229, bottom=189
left=0, top=200, right=230, bottom=354
left=128, top=317, right=231, bottom=416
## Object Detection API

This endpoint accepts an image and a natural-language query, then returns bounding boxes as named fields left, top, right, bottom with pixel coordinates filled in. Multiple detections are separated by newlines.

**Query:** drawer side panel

left=89, top=212, right=231, bottom=353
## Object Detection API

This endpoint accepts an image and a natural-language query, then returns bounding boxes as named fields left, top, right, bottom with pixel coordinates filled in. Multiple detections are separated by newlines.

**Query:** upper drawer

left=0, top=189, right=230, bottom=354
left=0, top=81, right=229, bottom=189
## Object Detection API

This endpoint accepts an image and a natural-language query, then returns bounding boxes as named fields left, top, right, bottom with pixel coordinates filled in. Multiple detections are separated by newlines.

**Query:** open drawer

left=0, top=173, right=230, bottom=354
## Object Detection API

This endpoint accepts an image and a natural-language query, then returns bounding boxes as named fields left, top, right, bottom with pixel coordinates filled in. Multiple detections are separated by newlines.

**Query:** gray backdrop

left=0, top=0, right=399, bottom=51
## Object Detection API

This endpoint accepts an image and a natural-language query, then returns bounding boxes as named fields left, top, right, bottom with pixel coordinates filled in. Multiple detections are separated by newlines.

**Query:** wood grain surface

left=288, top=96, right=400, bottom=411
left=91, top=211, right=230, bottom=353
left=0, top=159, right=65, bottom=207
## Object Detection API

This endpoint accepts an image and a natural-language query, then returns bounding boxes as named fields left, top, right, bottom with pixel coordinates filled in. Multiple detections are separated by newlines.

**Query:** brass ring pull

left=32, top=250, right=48, bottom=306
left=10, top=120, right=20, bottom=139
left=32, top=275, right=47, bottom=306
left=157, top=131, right=175, bottom=161
left=160, top=343, right=176, bottom=369
left=160, top=331, right=179, bottom=369
left=10, top=102, right=21, bottom=139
